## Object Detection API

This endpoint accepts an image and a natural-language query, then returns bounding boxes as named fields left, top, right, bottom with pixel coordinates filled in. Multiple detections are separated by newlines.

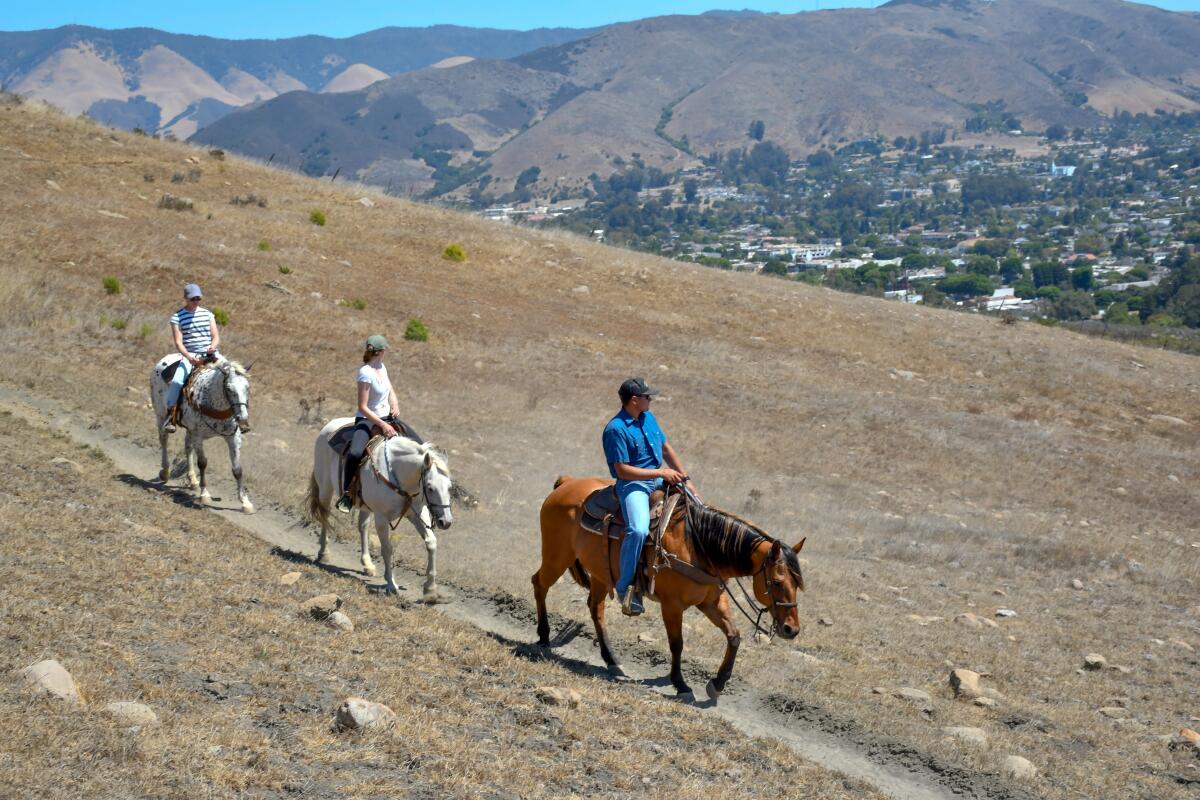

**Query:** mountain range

left=0, top=24, right=592, bottom=138
left=189, top=0, right=1200, bottom=198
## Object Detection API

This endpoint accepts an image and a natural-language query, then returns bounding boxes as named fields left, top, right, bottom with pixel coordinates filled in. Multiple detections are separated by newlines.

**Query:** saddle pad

left=582, top=486, right=665, bottom=530
left=328, top=421, right=358, bottom=454
left=159, top=356, right=182, bottom=383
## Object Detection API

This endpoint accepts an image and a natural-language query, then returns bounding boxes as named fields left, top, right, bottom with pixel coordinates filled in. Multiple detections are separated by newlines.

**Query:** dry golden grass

left=1, top=97, right=1197, bottom=798
left=0, top=411, right=882, bottom=799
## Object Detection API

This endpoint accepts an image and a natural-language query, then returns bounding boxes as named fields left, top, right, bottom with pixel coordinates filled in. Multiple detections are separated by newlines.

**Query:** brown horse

left=533, top=476, right=805, bottom=699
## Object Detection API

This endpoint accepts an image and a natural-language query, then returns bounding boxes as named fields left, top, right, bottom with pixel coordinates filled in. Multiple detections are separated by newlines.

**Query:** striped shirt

left=170, top=306, right=215, bottom=355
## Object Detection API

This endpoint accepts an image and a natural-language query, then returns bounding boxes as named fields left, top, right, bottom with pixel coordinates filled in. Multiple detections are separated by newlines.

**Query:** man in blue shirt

left=602, top=377, right=698, bottom=616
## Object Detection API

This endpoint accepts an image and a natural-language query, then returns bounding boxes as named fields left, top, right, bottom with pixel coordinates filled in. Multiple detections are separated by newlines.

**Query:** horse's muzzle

left=435, top=514, right=453, bottom=530
left=776, top=622, right=800, bottom=640
left=238, top=418, right=251, bottom=433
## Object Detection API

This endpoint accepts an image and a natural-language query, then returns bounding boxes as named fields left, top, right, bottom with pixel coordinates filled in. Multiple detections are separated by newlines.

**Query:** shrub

left=404, top=319, right=430, bottom=342
left=109, top=317, right=127, bottom=330
left=310, top=209, right=327, bottom=226
left=212, top=307, right=231, bottom=326
left=258, top=240, right=271, bottom=251
left=442, top=243, right=466, bottom=262
left=278, top=265, right=291, bottom=274
left=137, top=322, right=152, bottom=338
left=102, top=276, right=121, bottom=295
left=339, top=298, right=368, bottom=311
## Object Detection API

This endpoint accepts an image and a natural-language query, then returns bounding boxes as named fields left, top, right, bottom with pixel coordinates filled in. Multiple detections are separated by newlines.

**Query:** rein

left=184, top=366, right=247, bottom=424
left=366, top=441, right=449, bottom=531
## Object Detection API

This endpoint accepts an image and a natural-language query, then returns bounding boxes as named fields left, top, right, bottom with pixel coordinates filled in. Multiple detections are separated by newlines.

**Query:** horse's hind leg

left=226, top=432, right=254, bottom=513
left=531, top=550, right=576, bottom=646
left=697, top=593, right=741, bottom=702
left=587, top=582, right=623, bottom=675
left=357, top=509, right=376, bottom=576
left=376, top=513, right=405, bottom=595
left=157, top=426, right=170, bottom=483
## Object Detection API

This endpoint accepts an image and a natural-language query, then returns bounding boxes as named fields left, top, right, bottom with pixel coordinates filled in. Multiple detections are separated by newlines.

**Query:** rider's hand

left=188, top=354, right=204, bottom=366
left=380, top=423, right=397, bottom=438
left=660, top=468, right=686, bottom=485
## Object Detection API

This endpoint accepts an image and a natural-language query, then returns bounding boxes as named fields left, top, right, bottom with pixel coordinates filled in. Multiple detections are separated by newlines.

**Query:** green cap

left=365, top=334, right=389, bottom=352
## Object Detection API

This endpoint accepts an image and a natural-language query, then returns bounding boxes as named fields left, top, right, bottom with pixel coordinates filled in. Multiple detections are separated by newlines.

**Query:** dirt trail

left=0, top=382, right=1028, bottom=800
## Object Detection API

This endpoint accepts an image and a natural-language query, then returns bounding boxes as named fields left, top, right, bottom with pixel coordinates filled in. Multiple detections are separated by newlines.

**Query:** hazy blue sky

left=2, top=1, right=1198, bottom=39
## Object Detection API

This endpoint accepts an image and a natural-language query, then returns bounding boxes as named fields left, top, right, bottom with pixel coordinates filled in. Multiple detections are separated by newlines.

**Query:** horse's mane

left=386, top=435, right=451, bottom=477
left=684, top=502, right=802, bottom=582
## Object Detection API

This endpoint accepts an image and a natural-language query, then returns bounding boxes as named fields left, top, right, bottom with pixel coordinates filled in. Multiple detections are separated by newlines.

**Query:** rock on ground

left=1001, top=755, right=1038, bottom=780
left=279, top=571, right=302, bottom=586
left=104, top=701, right=158, bottom=726
left=949, top=668, right=982, bottom=699
left=974, top=696, right=997, bottom=708
left=535, top=686, right=582, bottom=709
left=955, top=612, right=998, bottom=629
left=18, top=659, right=83, bottom=704
left=944, top=726, right=988, bottom=747
left=335, top=698, right=396, bottom=731
left=894, top=687, right=932, bottom=705
left=300, top=593, right=342, bottom=620
left=326, top=611, right=354, bottom=632
left=1084, top=653, right=1107, bottom=670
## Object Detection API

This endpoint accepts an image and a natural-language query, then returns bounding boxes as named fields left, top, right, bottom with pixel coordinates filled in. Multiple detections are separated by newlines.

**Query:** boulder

left=1169, top=639, right=1194, bottom=653
left=1098, top=706, right=1128, bottom=719
left=278, top=572, right=302, bottom=586
left=894, top=687, right=932, bottom=705
left=818, top=617, right=834, bottom=627
left=1070, top=579, right=1084, bottom=590
left=974, top=696, right=997, bottom=708
left=356, top=196, right=375, bottom=208
left=326, top=611, right=354, bottom=632
left=944, top=726, right=988, bottom=747
left=1000, top=755, right=1038, bottom=780
left=300, top=594, right=342, bottom=620
left=995, top=608, right=1017, bottom=618
left=18, top=659, right=83, bottom=705
left=335, top=698, right=395, bottom=731
left=955, top=612, right=998, bottom=629
left=949, top=668, right=982, bottom=699
left=535, top=686, right=582, bottom=709
left=1083, top=653, right=1107, bottom=670
left=855, top=593, right=871, bottom=602
left=104, top=701, right=158, bottom=726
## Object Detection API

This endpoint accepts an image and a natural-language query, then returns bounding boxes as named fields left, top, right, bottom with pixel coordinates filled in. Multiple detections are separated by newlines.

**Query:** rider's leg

left=615, top=479, right=655, bottom=615
left=162, top=359, right=191, bottom=432
left=337, top=425, right=371, bottom=513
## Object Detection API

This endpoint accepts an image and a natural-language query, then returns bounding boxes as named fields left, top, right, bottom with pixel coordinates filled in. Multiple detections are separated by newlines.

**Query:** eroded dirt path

left=0, top=382, right=1029, bottom=800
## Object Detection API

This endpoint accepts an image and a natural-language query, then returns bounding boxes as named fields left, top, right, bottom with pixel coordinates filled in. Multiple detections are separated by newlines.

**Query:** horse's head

left=420, top=450, right=453, bottom=530
left=753, top=538, right=806, bottom=639
left=217, top=359, right=252, bottom=433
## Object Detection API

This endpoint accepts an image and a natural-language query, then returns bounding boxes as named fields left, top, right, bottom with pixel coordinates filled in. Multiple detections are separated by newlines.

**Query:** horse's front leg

left=225, top=431, right=254, bottom=513
left=587, top=579, right=623, bottom=676
left=697, top=592, right=741, bottom=702
left=376, top=512, right=403, bottom=595
left=358, top=508, right=376, bottom=576
left=193, top=436, right=212, bottom=505
left=413, top=510, right=445, bottom=603
left=661, top=599, right=693, bottom=697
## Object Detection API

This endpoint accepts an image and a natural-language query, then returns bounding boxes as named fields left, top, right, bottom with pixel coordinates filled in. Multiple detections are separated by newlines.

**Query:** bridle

left=726, top=545, right=801, bottom=640
left=369, top=444, right=451, bottom=531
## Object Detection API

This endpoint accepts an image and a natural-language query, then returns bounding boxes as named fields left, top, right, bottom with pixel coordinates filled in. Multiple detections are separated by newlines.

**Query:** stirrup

left=335, top=493, right=354, bottom=514
left=162, top=417, right=177, bottom=433
left=621, top=587, right=644, bottom=617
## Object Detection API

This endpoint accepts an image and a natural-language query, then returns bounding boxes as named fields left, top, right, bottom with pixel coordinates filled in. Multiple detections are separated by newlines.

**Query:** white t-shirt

left=356, top=364, right=391, bottom=420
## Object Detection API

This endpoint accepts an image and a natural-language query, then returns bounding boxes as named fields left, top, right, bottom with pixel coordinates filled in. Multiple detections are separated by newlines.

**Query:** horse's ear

left=770, top=540, right=782, bottom=558
left=423, top=452, right=433, bottom=466
left=793, top=537, right=806, bottom=554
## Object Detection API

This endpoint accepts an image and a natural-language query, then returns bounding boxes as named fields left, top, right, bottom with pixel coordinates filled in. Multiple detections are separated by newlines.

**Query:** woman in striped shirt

left=163, top=282, right=221, bottom=433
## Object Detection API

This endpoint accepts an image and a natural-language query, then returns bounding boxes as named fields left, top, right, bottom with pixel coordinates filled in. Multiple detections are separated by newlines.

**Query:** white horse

left=307, top=418, right=453, bottom=599
left=150, top=354, right=254, bottom=513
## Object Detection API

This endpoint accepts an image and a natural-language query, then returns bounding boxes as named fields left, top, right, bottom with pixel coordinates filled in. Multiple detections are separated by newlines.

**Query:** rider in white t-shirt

left=336, top=334, right=402, bottom=513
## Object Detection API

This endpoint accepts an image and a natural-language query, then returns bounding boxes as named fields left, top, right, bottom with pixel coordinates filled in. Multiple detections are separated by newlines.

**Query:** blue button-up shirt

left=602, top=408, right=667, bottom=479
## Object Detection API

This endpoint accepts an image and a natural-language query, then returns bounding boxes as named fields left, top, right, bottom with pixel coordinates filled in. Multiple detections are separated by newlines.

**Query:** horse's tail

left=553, top=475, right=572, bottom=490
left=567, top=559, right=590, bottom=590
left=305, top=472, right=329, bottom=527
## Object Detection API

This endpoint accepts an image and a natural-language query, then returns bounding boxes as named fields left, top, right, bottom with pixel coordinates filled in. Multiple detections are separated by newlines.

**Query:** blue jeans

left=615, top=477, right=663, bottom=596
left=166, top=358, right=194, bottom=408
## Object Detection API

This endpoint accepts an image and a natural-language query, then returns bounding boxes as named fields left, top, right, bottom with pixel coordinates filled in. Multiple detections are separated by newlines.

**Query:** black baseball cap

left=619, top=377, right=658, bottom=402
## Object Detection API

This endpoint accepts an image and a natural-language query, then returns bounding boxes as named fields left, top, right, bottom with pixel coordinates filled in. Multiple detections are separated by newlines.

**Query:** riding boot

left=162, top=405, right=178, bottom=433
left=621, top=586, right=644, bottom=617
left=336, top=453, right=363, bottom=514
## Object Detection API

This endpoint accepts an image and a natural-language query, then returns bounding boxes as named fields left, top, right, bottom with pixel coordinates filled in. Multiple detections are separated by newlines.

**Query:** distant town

left=476, top=111, right=1200, bottom=347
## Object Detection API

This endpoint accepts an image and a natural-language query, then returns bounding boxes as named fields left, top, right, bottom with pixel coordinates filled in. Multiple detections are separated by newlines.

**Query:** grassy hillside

left=1, top=96, right=1198, bottom=798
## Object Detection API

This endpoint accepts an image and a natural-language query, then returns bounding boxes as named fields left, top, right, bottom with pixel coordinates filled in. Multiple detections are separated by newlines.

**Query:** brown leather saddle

left=580, top=485, right=665, bottom=539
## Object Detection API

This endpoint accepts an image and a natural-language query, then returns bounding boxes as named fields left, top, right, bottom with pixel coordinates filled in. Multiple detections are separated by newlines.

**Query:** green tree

left=1047, top=290, right=1097, bottom=320
left=1045, top=123, right=1068, bottom=141
left=683, top=178, right=699, bottom=203
left=515, top=165, right=541, bottom=190
left=1070, top=266, right=1094, bottom=290
left=939, top=273, right=994, bottom=296
left=748, top=120, right=765, bottom=141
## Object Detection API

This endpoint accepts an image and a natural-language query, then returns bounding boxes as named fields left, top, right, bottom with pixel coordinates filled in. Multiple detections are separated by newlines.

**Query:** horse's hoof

left=242, top=503, right=256, bottom=515
left=677, top=690, right=696, bottom=703
left=315, top=551, right=328, bottom=565
left=606, top=663, right=627, bottom=679
left=197, top=494, right=211, bottom=506
left=158, top=469, right=169, bottom=482
left=422, top=589, right=450, bottom=605
left=362, top=565, right=377, bottom=577
left=705, top=679, right=721, bottom=702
